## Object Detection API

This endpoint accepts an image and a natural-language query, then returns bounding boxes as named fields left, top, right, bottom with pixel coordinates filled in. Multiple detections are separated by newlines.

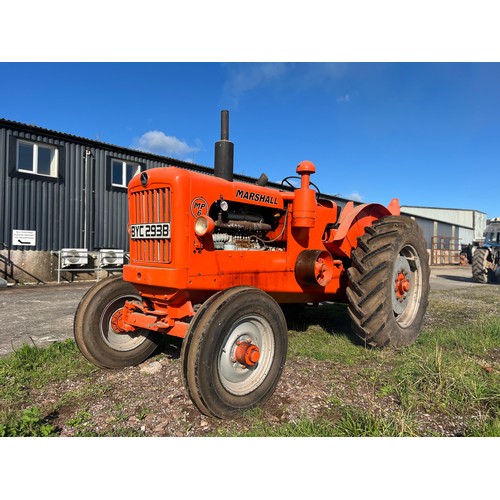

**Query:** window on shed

left=111, top=159, right=140, bottom=188
left=16, top=140, right=58, bottom=177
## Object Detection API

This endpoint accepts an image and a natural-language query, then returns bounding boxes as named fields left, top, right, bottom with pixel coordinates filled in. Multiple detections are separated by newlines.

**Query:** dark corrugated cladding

left=0, top=120, right=197, bottom=253
left=4, top=128, right=74, bottom=251
left=0, top=118, right=352, bottom=255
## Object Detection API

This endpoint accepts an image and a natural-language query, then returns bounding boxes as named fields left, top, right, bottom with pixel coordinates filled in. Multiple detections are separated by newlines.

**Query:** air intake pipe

left=214, top=110, right=234, bottom=181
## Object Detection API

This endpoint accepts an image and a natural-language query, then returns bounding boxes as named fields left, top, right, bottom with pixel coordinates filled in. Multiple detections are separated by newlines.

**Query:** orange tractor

left=75, top=111, right=429, bottom=418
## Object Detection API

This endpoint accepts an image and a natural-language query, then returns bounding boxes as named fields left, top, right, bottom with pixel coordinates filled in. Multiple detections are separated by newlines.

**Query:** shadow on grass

left=282, top=302, right=363, bottom=345
left=155, top=302, right=361, bottom=360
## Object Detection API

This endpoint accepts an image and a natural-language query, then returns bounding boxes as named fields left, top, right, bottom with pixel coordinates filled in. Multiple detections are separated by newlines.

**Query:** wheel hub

left=395, top=272, right=411, bottom=299
left=392, top=255, right=413, bottom=315
left=100, top=294, right=150, bottom=352
left=110, top=309, right=126, bottom=333
left=234, top=341, right=261, bottom=367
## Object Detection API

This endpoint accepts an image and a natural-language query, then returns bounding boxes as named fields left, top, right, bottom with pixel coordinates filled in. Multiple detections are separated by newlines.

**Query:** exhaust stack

left=214, top=110, right=234, bottom=181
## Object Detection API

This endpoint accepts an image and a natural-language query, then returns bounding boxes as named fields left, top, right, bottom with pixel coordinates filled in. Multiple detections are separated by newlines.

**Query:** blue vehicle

left=472, top=218, right=500, bottom=283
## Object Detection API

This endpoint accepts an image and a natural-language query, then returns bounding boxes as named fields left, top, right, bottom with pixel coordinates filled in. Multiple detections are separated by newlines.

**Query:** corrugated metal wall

left=1, top=128, right=71, bottom=251
left=0, top=126, right=166, bottom=253
left=412, top=217, right=435, bottom=248
left=457, top=227, right=474, bottom=246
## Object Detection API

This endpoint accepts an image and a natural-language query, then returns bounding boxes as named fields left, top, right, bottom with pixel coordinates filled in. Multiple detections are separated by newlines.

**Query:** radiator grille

left=130, top=188, right=171, bottom=263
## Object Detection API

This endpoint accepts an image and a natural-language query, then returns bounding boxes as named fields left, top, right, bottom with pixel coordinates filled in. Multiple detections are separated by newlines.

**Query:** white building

left=401, top=206, right=487, bottom=265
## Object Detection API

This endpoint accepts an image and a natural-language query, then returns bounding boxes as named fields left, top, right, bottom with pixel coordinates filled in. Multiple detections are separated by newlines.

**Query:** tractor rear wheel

left=181, top=286, right=288, bottom=419
left=347, top=216, right=430, bottom=348
left=472, top=247, right=493, bottom=283
left=74, top=277, right=160, bottom=368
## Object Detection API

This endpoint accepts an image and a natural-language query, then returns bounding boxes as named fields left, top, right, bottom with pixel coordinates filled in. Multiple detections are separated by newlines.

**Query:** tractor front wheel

left=181, top=286, right=288, bottom=418
left=74, top=277, right=160, bottom=368
left=347, top=216, right=430, bottom=348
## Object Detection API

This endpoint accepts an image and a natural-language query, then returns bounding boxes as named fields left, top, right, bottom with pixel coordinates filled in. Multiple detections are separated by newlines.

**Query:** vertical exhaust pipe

left=214, top=110, right=234, bottom=181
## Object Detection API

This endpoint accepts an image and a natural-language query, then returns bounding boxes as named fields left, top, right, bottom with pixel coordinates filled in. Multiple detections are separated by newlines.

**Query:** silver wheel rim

left=218, top=315, right=275, bottom=396
left=392, top=244, right=422, bottom=328
left=100, top=294, right=149, bottom=351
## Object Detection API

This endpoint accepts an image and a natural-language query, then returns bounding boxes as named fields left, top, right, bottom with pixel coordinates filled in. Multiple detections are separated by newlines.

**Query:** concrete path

left=429, top=264, right=482, bottom=291
left=0, top=265, right=486, bottom=357
left=0, top=282, right=94, bottom=357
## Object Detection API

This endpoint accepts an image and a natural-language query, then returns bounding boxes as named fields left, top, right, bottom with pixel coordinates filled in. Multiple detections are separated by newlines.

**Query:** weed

left=112, top=403, right=129, bottom=423
left=136, top=407, right=150, bottom=421
left=0, top=407, right=57, bottom=437
left=66, top=408, right=93, bottom=429
left=464, top=414, right=500, bottom=437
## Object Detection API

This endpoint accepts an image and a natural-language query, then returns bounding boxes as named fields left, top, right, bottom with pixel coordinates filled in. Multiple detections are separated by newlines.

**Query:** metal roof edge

left=401, top=205, right=486, bottom=215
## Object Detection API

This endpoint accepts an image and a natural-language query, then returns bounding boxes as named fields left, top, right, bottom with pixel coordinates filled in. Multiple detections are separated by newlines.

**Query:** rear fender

left=326, top=198, right=400, bottom=259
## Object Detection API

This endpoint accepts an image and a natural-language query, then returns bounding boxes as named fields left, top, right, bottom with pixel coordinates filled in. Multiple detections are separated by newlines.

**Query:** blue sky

left=1, top=62, right=499, bottom=219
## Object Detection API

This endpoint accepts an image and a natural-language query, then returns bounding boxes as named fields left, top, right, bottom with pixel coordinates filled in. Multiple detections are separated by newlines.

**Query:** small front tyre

left=74, top=277, right=160, bottom=368
left=181, top=286, right=288, bottom=419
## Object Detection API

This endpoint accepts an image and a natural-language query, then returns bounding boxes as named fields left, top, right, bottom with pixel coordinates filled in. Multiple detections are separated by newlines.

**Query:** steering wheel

left=280, top=176, right=321, bottom=199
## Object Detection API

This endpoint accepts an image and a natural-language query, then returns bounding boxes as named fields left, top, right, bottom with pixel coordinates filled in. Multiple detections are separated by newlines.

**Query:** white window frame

left=16, top=140, right=59, bottom=178
left=111, top=159, right=141, bottom=188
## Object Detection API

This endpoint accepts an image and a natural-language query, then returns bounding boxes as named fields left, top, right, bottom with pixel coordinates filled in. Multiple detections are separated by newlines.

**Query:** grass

left=215, top=404, right=420, bottom=437
left=0, top=339, right=97, bottom=436
left=0, top=338, right=96, bottom=405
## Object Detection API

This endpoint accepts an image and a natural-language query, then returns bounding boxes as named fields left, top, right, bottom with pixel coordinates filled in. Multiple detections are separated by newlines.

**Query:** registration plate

left=131, top=223, right=170, bottom=240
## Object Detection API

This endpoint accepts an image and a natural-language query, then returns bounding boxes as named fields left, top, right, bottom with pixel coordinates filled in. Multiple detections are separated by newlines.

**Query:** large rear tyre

left=74, top=277, right=160, bottom=368
left=347, top=216, right=430, bottom=348
left=472, top=247, right=493, bottom=283
left=181, top=286, right=288, bottom=419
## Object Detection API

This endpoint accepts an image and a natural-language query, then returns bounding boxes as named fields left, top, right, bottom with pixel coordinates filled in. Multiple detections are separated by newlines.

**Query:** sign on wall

left=12, top=230, right=36, bottom=246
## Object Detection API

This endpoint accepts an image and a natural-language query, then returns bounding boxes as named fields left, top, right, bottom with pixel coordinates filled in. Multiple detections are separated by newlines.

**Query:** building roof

left=0, top=117, right=213, bottom=174
left=401, top=204, right=486, bottom=215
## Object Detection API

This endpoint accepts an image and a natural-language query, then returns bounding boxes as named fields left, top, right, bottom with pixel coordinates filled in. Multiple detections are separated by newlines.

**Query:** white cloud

left=224, top=63, right=288, bottom=103
left=226, top=63, right=288, bottom=93
left=343, top=191, right=364, bottom=202
left=133, top=131, right=199, bottom=158
left=223, top=63, right=354, bottom=105
left=337, top=94, right=351, bottom=103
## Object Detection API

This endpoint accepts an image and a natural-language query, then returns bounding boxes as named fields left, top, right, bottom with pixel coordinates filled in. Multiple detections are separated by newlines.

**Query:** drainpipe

left=83, top=147, right=94, bottom=250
